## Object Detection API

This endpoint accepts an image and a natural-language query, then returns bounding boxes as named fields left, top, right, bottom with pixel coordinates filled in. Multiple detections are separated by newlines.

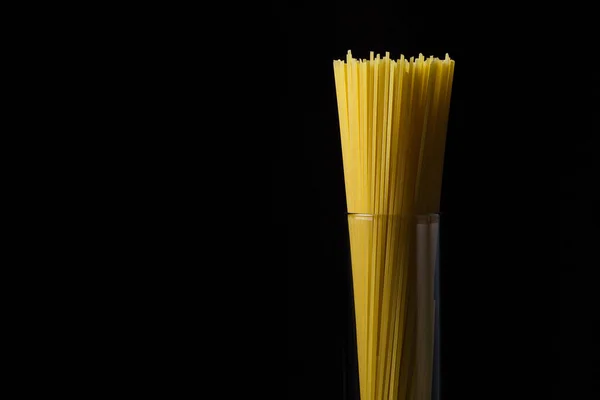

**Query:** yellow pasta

left=334, top=51, right=454, bottom=400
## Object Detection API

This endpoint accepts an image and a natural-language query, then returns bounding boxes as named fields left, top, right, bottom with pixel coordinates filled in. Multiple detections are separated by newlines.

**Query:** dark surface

left=274, top=3, right=597, bottom=399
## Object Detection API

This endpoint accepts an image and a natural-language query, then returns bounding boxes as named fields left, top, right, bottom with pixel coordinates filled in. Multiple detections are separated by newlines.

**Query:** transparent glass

left=347, top=213, right=440, bottom=400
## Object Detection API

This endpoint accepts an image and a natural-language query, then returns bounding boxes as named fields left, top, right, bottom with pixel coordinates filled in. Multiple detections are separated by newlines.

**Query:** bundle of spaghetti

left=334, top=51, right=454, bottom=400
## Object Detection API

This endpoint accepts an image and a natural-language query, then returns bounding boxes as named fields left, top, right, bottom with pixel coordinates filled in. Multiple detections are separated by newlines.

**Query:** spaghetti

left=334, top=51, right=454, bottom=400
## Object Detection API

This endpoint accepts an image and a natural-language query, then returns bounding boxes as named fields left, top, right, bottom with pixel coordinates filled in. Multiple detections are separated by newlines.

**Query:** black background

left=16, top=3, right=596, bottom=398
left=271, top=3, right=597, bottom=399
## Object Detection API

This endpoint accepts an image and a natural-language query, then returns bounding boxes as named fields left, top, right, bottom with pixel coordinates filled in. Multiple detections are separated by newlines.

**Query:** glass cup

left=346, top=213, right=440, bottom=400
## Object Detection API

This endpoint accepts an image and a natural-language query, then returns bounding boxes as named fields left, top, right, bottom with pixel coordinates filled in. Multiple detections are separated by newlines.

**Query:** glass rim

left=346, top=212, right=441, bottom=222
left=347, top=212, right=442, bottom=216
